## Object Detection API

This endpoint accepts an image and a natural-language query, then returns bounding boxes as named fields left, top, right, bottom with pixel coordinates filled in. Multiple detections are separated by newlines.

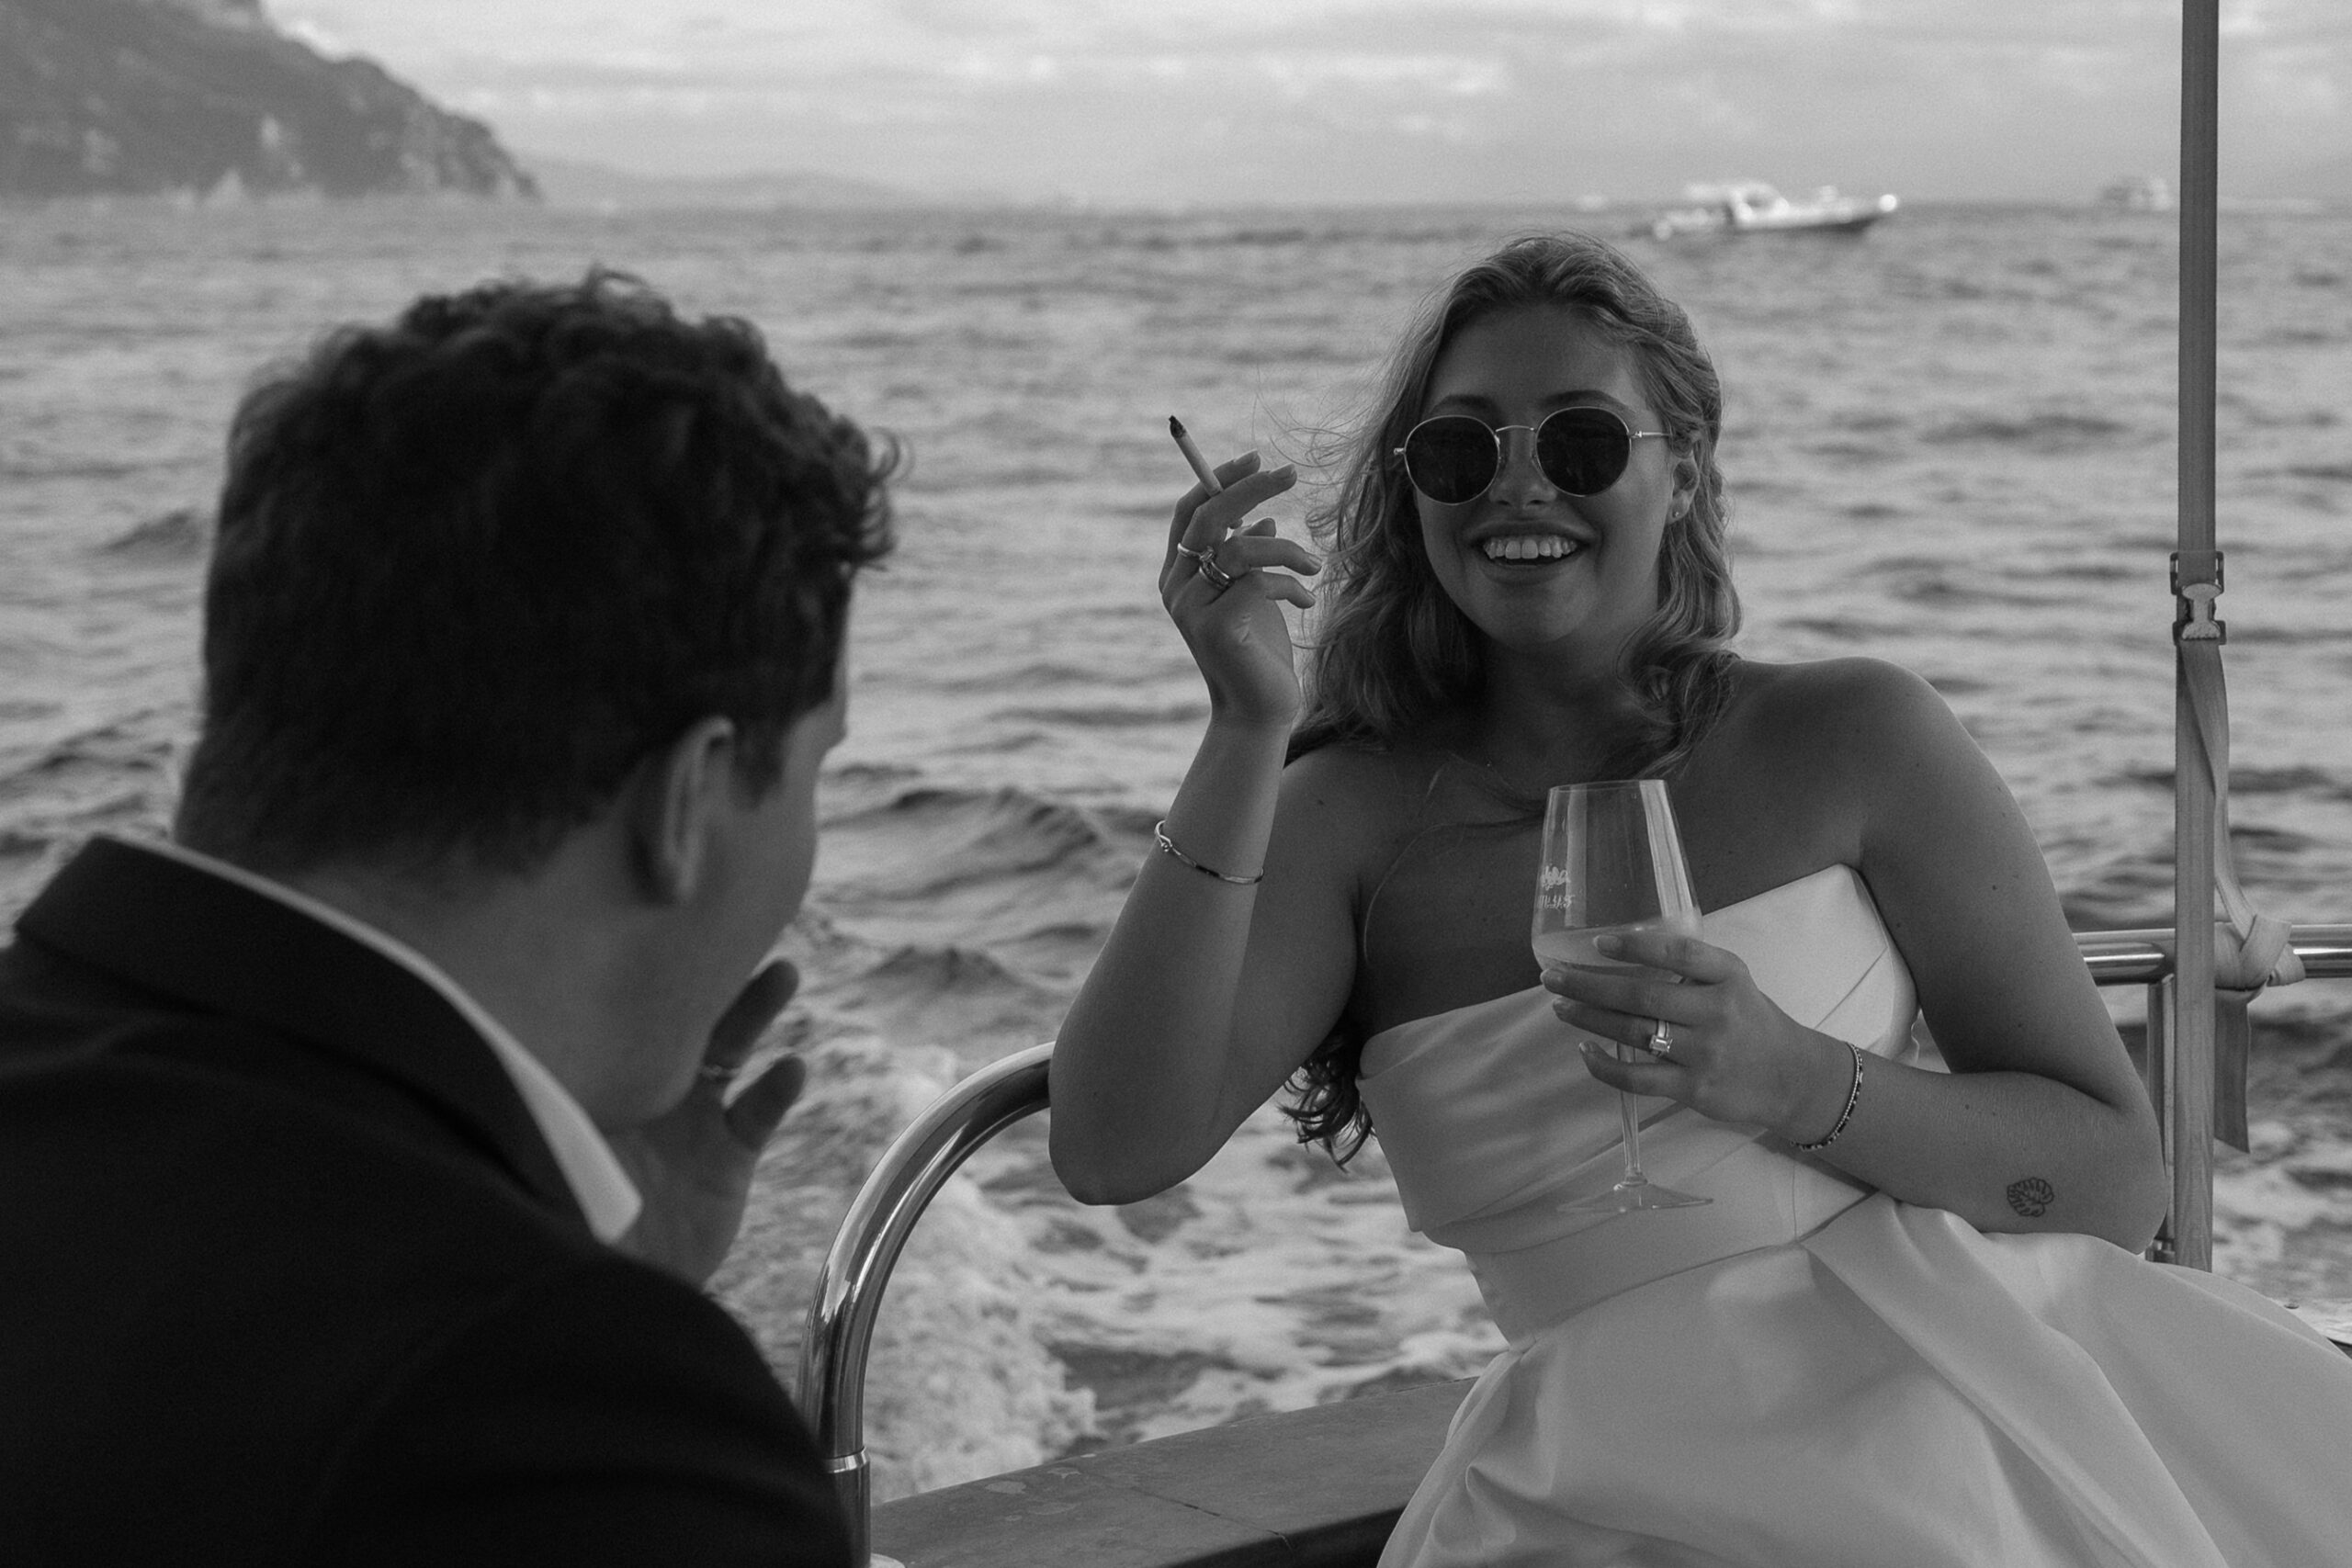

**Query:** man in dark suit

left=0, top=272, right=895, bottom=1564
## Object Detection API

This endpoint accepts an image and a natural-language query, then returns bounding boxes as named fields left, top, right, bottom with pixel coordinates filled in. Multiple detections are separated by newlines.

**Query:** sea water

left=5, top=197, right=2351, bottom=1495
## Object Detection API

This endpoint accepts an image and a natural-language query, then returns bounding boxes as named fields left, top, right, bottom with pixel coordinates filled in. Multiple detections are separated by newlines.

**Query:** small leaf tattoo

left=2007, top=1177, right=2054, bottom=1218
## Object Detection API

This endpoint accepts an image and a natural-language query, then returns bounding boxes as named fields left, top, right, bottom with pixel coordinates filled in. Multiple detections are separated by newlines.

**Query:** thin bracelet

left=1151, top=819, right=1263, bottom=886
left=1794, top=1043, right=1865, bottom=1151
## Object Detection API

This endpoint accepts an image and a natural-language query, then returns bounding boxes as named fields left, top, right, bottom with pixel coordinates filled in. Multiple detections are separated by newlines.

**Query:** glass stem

left=1615, top=1043, right=1646, bottom=1183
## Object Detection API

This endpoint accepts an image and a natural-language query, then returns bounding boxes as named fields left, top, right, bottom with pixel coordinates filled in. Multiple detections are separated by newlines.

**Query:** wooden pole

left=2171, top=0, right=2221, bottom=1270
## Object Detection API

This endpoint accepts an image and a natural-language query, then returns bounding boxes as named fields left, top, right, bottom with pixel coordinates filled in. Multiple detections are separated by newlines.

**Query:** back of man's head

left=175, top=271, right=895, bottom=881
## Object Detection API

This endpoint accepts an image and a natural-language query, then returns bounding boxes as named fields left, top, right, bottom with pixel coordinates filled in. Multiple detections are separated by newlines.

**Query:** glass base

left=1560, top=1177, right=1713, bottom=1215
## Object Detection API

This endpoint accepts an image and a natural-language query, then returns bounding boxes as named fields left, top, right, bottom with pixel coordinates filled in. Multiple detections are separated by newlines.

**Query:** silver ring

left=1645, top=1022, right=1674, bottom=1056
left=697, top=1062, right=739, bottom=1086
left=1195, top=555, right=1238, bottom=592
left=1174, top=541, right=1209, bottom=563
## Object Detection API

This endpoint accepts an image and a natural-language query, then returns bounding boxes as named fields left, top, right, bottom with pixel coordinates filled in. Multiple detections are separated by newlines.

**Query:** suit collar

left=17, top=835, right=590, bottom=1232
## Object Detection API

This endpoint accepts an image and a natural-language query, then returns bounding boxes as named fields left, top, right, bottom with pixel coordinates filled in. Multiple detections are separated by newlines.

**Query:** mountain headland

left=0, top=0, right=536, bottom=200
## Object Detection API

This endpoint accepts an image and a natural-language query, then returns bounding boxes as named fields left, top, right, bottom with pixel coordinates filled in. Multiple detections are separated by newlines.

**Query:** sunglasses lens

left=1402, top=417, right=1498, bottom=504
left=1535, top=408, right=1632, bottom=495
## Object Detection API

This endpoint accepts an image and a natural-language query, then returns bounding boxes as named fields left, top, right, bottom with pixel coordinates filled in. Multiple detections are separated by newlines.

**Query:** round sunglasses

left=1396, top=407, right=1668, bottom=503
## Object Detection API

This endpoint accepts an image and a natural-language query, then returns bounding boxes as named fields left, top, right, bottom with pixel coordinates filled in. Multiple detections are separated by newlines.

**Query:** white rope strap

left=2179, top=637, right=2307, bottom=991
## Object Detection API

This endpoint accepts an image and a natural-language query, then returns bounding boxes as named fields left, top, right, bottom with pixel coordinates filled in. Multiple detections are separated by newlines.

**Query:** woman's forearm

left=1775, top=1032, right=2170, bottom=1250
left=1048, top=716, right=1293, bottom=1203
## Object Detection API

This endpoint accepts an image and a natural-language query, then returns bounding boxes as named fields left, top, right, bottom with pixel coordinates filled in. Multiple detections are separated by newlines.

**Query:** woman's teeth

left=1482, top=535, right=1578, bottom=562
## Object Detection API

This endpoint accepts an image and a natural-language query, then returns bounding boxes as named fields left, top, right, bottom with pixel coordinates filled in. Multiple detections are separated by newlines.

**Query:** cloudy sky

left=276, top=0, right=2349, bottom=206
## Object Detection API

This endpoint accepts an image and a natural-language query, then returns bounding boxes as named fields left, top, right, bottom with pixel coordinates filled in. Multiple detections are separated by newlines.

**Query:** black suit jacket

left=0, top=837, right=852, bottom=1566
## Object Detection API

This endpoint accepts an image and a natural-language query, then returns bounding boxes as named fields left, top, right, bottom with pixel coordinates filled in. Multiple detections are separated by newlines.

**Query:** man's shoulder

left=0, top=990, right=844, bottom=1564
left=0, top=940, right=615, bottom=1411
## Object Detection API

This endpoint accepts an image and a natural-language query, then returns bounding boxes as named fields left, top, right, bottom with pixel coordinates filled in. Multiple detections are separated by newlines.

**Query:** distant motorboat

left=2098, top=175, right=2174, bottom=212
left=1646, top=181, right=1898, bottom=241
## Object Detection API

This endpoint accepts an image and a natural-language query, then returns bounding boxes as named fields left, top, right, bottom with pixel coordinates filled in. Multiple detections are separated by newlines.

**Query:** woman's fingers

left=1256, top=570, right=1317, bottom=611
left=1555, top=938, right=1826, bottom=1133
left=1205, top=528, right=1321, bottom=578
left=1542, top=964, right=1680, bottom=1027
left=1578, top=1041, right=1684, bottom=1097
left=1170, top=457, right=1297, bottom=557
left=1542, top=932, right=1737, bottom=1014
left=1163, top=519, right=1323, bottom=611
left=1165, top=449, right=1262, bottom=547
left=1596, top=927, right=1735, bottom=982
left=1166, top=556, right=1318, bottom=612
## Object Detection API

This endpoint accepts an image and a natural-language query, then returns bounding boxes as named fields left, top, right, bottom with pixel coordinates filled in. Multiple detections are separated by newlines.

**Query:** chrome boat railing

left=2087, top=926, right=2352, bottom=1263
left=797, top=929, right=2352, bottom=1564
left=797, top=1040, right=1053, bottom=1568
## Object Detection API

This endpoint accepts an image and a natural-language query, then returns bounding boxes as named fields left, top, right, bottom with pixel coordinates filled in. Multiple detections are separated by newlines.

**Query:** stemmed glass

left=1532, top=779, right=1711, bottom=1214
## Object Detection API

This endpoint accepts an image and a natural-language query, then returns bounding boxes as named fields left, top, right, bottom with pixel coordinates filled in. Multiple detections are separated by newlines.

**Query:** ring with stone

left=1645, top=1022, right=1675, bottom=1056
left=697, top=1062, right=740, bottom=1086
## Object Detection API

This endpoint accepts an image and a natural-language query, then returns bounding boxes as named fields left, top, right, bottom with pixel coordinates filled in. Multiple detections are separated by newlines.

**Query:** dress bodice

left=1357, top=863, right=1939, bottom=1341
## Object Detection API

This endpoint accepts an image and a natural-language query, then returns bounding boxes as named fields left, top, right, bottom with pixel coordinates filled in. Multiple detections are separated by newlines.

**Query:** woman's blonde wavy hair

left=1284, top=231, right=1742, bottom=1158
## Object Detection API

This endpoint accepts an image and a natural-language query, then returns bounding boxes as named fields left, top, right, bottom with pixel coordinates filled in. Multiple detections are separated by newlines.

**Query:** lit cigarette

left=1168, top=415, right=1223, bottom=495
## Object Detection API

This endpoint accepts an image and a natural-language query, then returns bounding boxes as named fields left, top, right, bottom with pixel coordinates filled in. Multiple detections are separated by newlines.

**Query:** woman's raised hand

left=1160, top=449, right=1318, bottom=728
left=1542, top=928, right=1859, bottom=1145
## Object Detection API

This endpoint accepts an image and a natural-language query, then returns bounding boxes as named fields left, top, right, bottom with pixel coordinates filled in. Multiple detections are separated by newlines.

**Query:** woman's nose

left=1487, top=424, right=1555, bottom=504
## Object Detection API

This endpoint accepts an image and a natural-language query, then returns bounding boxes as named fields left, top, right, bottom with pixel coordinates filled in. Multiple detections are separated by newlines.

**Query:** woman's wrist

left=1777, top=1032, right=1861, bottom=1147
left=1201, top=699, right=1298, bottom=740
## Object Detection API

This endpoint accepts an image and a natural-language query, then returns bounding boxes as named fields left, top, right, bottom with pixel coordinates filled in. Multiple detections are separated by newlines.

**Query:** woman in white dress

left=1048, top=231, right=2352, bottom=1566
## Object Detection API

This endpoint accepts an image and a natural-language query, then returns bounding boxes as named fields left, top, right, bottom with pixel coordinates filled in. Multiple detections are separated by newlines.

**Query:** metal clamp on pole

left=2172, top=548, right=2225, bottom=643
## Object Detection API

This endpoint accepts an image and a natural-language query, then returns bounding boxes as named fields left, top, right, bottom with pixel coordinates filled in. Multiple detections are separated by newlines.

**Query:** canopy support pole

left=2169, top=0, right=2222, bottom=1271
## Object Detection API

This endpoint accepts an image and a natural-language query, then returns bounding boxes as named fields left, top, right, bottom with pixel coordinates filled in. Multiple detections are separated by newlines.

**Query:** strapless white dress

left=1359, top=865, right=2352, bottom=1568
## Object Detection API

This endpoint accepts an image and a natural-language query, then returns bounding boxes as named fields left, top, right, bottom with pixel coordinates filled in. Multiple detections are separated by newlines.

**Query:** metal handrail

left=2078, top=925, right=2352, bottom=985
left=795, top=929, right=2352, bottom=1563
left=797, top=1040, right=1053, bottom=1568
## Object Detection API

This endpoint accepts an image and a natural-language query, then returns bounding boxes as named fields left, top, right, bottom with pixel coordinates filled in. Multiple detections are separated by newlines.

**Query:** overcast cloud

left=276, top=0, right=2351, bottom=204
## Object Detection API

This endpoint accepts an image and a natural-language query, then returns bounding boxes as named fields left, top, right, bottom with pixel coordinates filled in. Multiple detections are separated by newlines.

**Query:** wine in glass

left=1532, top=779, right=1710, bottom=1213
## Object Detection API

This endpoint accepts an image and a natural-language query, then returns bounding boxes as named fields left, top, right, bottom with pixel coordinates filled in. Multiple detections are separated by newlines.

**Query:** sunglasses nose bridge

left=1487, top=423, right=1555, bottom=500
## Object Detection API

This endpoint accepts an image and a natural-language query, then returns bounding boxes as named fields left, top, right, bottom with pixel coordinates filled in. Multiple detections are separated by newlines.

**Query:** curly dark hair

left=175, top=269, right=898, bottom=879
left=1284, top=231, right=1741, bottom=1161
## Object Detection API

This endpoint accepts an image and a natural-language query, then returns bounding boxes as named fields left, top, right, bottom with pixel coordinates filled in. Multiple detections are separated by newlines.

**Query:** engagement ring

left=1645, top=1022, right=1674, bottom=1056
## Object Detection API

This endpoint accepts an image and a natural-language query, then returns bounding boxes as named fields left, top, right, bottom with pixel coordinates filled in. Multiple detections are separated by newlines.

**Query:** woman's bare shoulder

left=1284, top=733, right=1440, bottom=790
left=1281, top=738, right=1435, bottom=831
left=1273, top=737, right=1453, bottom=882
left=1718, top=656, right=1964, bottom=770
left=1729, top=654, right=1946, bottom=720
left=1678, top=658, right=1975, bottom=885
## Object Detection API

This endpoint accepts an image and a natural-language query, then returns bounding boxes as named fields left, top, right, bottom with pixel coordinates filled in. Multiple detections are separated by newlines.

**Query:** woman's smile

left=1472, top=529, right=1588, bottom=567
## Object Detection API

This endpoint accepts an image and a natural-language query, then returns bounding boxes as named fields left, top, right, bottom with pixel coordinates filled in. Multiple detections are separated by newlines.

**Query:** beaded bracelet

left=1793, top=1042, right=1865, bottom=1151
left=1152, top=819, right=1263, bottom=886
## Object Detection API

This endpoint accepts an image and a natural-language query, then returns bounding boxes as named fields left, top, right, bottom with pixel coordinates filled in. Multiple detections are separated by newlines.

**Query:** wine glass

left=1532, top=779, right=1711, bottom=1213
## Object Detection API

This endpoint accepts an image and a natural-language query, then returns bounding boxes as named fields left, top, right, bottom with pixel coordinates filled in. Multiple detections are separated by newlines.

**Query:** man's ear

left=626, top=717, right=737, bottom=904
